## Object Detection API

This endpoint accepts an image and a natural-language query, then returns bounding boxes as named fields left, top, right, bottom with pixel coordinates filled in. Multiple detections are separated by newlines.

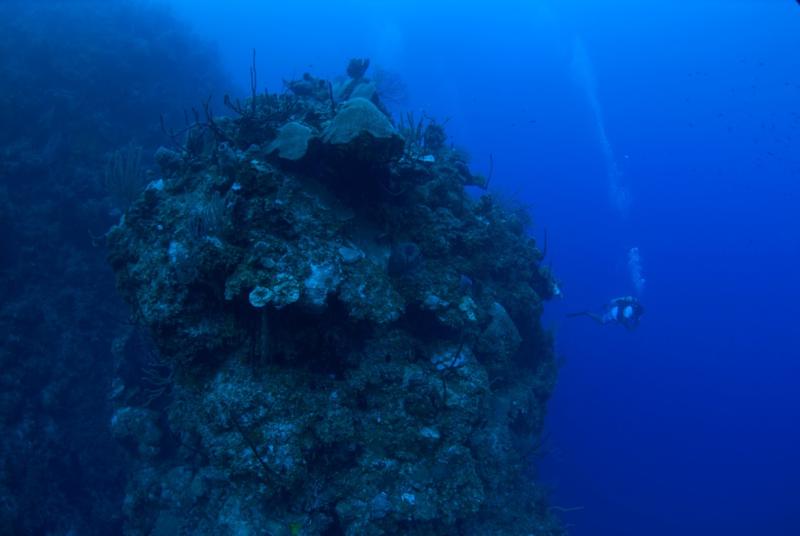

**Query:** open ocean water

left=171, top=2, right=800, bottom=533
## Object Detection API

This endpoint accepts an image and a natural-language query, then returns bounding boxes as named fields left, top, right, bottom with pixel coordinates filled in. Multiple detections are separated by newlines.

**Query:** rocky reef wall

left=108, top=62, right=563, bottom=535
left=0, top=2, right=229, bottom=533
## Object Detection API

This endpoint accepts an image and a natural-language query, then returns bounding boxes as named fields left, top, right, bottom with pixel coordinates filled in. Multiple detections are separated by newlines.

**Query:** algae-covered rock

left=481, top=301, right=522, bottom=360
left=110, top=406, right=162, bottom=459
left=107, top=65, right=562, bottom=536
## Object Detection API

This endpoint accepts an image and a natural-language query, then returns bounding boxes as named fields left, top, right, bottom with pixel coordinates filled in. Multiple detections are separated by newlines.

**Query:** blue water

left=171, top=1, right=800, bottom=533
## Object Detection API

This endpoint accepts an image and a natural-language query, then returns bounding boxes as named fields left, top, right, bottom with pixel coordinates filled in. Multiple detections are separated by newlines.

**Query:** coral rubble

left=108, top=64, right=562, bottom=535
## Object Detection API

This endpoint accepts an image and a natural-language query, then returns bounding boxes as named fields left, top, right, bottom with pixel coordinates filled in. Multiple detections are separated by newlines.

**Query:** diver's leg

left=586, top=312, right=606, bottom=325
left=567, top=312, right=606, bottom=325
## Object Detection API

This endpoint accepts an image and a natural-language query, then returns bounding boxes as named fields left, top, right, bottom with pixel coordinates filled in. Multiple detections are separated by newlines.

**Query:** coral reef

left=108, top=61, right=562, bottom=535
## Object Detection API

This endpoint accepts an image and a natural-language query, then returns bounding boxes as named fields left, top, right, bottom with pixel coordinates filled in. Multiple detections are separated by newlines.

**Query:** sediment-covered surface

left=108, top=64, right=563, bottom=535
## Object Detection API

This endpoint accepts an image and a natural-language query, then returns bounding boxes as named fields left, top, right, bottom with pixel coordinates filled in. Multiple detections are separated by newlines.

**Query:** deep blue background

left=168, top=1, right=800, bottom=534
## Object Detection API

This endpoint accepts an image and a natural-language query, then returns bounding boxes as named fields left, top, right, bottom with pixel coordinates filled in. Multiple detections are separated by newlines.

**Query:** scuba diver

left=568, top=295, right=644, bottom=330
